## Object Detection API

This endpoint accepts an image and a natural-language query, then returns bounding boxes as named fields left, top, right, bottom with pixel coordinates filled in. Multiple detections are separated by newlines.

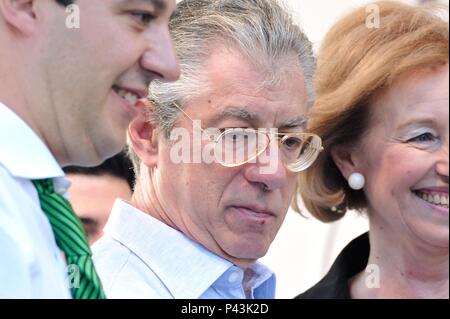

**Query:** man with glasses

left=93, top=0, right=319, bottom=299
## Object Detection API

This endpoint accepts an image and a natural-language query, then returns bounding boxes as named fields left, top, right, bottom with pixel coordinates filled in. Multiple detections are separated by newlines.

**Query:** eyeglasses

left=172, top=102, right=324, bottom=172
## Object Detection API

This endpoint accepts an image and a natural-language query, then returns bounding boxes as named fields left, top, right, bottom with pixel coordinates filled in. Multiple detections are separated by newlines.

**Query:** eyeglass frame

left=171, top=101, right=324, bottom=172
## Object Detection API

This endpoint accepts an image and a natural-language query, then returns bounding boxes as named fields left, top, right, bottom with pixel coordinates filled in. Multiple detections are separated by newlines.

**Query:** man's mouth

left=230, top=205, right=275, bottom=218
left=414, top=190, right=449, bottom=209
left=112, top=85, right=142, bottom=106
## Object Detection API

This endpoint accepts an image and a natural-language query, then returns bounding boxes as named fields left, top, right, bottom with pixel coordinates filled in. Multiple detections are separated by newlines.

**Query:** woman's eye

left=130, top=11, right=156, bottom=26
left=408, top=132, right=437, bottom=144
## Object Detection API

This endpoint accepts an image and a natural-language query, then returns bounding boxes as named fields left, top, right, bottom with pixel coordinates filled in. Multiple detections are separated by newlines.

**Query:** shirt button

left=53, top=177, right=72, bottom=197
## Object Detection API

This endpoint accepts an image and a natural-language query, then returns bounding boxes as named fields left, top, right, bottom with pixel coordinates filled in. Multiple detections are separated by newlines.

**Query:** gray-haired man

left=93, top=0, right=318, bottom=299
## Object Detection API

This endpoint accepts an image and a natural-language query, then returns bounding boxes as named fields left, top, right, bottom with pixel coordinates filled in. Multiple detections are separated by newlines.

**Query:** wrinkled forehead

left=193, top=47, right=308, bottom=128
left=203, top=45, right=306, bottom=90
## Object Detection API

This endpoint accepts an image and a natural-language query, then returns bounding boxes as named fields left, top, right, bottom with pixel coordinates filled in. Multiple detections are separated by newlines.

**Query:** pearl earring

left=331, top=206, right=345, bottom=214
left=348, top=172, right=365, bottom=190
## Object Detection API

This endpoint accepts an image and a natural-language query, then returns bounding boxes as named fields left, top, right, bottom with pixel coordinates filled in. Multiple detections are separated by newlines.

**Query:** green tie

left=32, top=178, right=106, bottom=299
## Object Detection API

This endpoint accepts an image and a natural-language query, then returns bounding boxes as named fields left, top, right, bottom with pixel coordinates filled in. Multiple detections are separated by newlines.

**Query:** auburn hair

left=292, top=1, right=449, bottom=222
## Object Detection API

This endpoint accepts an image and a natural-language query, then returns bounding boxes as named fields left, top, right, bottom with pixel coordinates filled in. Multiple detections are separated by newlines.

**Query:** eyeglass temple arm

left=172, top=102, right=215, bottom=141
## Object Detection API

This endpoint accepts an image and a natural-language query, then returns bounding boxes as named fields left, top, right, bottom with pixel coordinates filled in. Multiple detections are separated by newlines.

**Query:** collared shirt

left=92, top=199, right=276, bottom=299
left=295, top=232, right=370, bottom=299
left=0, top=102, right=71, bottom=298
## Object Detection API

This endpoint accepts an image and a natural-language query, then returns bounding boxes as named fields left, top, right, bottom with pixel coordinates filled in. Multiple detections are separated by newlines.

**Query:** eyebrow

left=208, top=107, right=260, bottom=126
left=221, top=107, right=259, bottom=121
left=397, top=118, right=438, bottom=131
left=208, top=106, right=308, bottom=129
left=126, top=0, right=166, bottom=11
left=279, top=116, right=309, bottom=129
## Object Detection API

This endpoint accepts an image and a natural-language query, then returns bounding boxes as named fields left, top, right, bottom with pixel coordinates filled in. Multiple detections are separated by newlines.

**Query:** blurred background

left=173, top=0, right=449, bottom=298
left=290, top=0, right=448, bottom=51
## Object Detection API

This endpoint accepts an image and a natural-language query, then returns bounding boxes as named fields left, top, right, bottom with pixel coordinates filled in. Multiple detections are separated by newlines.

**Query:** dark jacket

left=295, top=232, right=370, bottom=299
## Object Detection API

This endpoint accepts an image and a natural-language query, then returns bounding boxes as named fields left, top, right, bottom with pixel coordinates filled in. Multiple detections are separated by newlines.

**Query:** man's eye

left=219, top=127, right=250, bottom=133
left=408, top=132, right=437, bottom=144
left=130, top=11, right=156, bottom=26
left=283, top=137, right=302, bottom=149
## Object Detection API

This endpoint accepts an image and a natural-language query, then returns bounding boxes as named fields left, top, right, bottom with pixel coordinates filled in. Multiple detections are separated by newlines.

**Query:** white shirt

left=0, top=102, right=71, bottom=298
left=93, top=200, right=276, bottom=299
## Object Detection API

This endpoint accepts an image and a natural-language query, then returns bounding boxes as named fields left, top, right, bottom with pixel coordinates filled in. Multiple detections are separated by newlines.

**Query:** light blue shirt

left=0, top=102, right=71, bottom=298
left=93, top=200, right=276, bottom=299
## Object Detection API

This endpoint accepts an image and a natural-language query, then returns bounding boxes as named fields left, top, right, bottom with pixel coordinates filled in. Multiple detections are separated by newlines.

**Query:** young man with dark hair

left=0, top=0, right=179, bottom=298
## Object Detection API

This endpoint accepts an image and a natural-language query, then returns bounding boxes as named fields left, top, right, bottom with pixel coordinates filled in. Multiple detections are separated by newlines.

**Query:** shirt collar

left=0, top=102, right=64, bottom=180
left=213, top=261, right=276, bottom=298
left=104, top=199, right=275, bottom=299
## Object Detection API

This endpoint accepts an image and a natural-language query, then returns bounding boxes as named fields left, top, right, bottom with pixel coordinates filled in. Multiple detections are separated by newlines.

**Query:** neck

left=0, top=58, right=38, bottom=139
left=130, top=168, right=257, bottom=269
left=0, top=38, right=68, bottom=166
left=0, top=85, right=69, bottom=166
left=351, top=216, right=449, bottom=299
left=131, top=167, right=180, bottom=230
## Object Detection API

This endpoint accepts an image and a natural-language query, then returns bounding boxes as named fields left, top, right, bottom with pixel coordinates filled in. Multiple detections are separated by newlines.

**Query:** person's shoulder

left=92, top=235, right=131, bottom=271
left=92, top=235, right=133, bottom=293
left=0, top=164, right=37, bottom=210
left=295, top=269, right=345, bottom=299
left=0, top=164, right=18, bottom=195
left=0, top=165, right=39, bottom=233
left=92, top=235, right=172, bottom=299
left=295, top=233, right=370, bottom=299
left=0, top=172, right=36, bottom=298
left=92, top=235, right=156, bottom=283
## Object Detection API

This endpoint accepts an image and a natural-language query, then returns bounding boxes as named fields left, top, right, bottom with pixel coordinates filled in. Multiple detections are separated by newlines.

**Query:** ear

left=330, top=145, right=361, bottom=181
left=128, top=99, right=159, bottom=169
left=0, top=0, right=37, bottom=36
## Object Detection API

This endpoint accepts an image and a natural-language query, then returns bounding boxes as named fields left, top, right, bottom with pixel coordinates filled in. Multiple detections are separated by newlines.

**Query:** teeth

left=116, top=88, right=138, bottom=106
left=416, top=191, right=449, bottom=207
left=124, top=92, right=138, bottom=105
left=428, top=194, right=440, bottom=204
left=434, top=194, right=441, bottom=204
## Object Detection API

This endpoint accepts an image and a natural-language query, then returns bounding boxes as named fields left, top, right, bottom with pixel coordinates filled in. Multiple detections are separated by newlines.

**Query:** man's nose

left=140, top=26, right=180, bottom=82
left=243, top=142, right=288, bottom=191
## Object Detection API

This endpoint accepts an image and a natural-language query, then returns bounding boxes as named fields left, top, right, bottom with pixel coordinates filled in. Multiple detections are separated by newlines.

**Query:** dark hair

left=55, top=0, right=74, bottom=6
left=64, top=152, right=135, bottom=191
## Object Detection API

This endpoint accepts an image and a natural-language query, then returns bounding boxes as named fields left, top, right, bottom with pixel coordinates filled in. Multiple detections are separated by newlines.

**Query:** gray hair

left=129, top=0, right=315, bottom=174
